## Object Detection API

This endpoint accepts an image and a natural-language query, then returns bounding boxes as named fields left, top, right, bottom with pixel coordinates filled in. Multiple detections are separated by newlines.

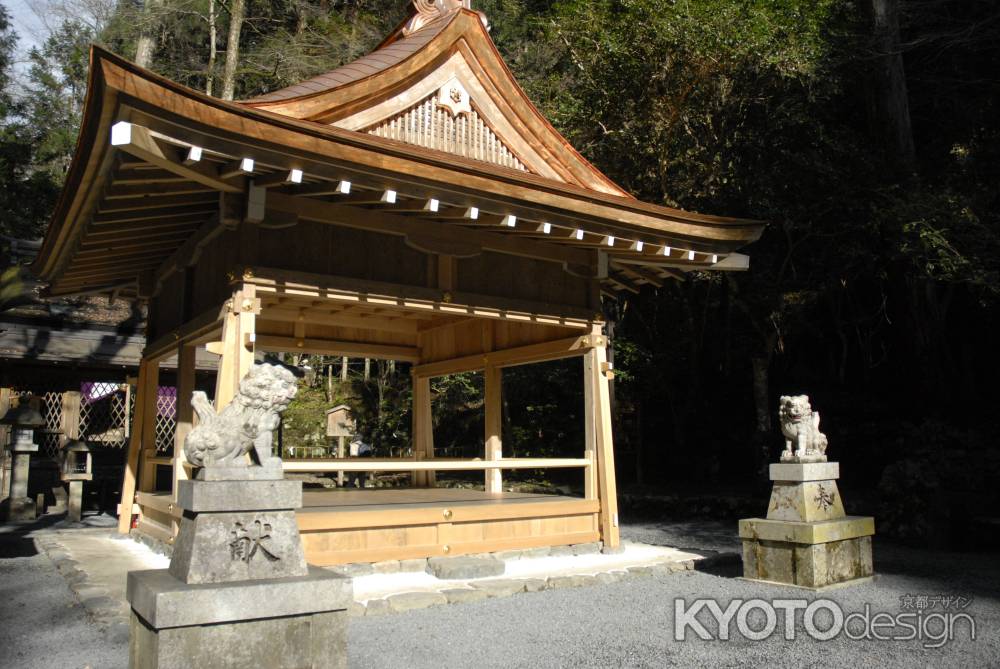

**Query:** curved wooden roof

left=32, top=9, right=764, bottom=301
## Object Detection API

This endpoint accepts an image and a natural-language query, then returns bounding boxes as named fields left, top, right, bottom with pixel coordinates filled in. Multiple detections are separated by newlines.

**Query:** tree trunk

left=220, top=0, right=246, bottom=101
left=206, top=0, right=218, bottom=96
left=326, top=360, right=333, bottom=403
left=870, top=0, right=916, bottom=173
left=751, top=353, right=773, bottom=484
left=134, top=0, right=163, bottom=68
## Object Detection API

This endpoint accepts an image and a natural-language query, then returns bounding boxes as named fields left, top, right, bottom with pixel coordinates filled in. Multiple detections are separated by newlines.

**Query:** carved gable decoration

left=364, top=91, right=528, bottom=172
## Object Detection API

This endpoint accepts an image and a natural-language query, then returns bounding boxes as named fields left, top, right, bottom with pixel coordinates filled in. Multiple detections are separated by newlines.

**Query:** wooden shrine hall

left=31, top=0, right=764, bottom=564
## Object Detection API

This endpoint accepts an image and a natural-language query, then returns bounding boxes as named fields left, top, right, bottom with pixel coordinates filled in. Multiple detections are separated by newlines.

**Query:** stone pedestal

left=127, top=478, right=350, bottom=668
left=739, top=462, right=874, bottom=589
left=67, top=480, right=84, bottom=522
left=0, top=443, right=38, bottom=521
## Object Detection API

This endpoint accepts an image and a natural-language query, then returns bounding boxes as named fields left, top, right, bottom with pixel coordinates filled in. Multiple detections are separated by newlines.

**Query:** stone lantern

left=60, top=439, right=93, bottom=522
left=0, top=400, right=45, bottom=521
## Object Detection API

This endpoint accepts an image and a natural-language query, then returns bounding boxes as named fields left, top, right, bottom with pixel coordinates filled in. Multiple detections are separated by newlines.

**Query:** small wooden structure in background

left=325, top=404, right=355, bottom=486
left=31, top=1, right=763, bottom=563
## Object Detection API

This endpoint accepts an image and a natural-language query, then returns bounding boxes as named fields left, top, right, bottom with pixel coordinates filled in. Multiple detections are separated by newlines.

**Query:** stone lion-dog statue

left=778, top=394, right=828, bottom=463
left=184, top=362, right=298, bottom=470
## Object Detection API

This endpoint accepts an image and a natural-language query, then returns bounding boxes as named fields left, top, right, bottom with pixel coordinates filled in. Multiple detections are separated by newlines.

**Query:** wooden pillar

left=411, top=375, right=435, bottom=487
left=118, top=359, right=153, bottom=533
left=138, top=361, right=161, bottom=493
left=484, top=364, right=502, bottom=494
left=340, top=357, right=348, bottom=381
left=214, top=285, right=258, bottom=411
left=172, top=344, right=197, bottom=509
left=582, top=355, right=597, bottom=501
left=588, top=331, right=620, bottom=549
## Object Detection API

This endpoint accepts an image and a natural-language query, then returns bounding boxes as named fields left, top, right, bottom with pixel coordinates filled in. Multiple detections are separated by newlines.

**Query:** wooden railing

left=282, top=457, right=591, bottom=472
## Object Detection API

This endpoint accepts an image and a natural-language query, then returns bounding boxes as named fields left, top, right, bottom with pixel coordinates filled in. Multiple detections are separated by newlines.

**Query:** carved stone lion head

left=779, top=395, right=812, bottom=425
left=238, top=363, right=298, bottom=413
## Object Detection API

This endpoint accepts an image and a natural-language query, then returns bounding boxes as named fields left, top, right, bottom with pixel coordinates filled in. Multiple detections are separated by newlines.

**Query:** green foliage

left=280, top=378, right=332, bottom=453
left=350, top=361, right=412, bottom=456
left=429, top=372, right=482, bottom=457
left=0, top=5, right=64, bottom=243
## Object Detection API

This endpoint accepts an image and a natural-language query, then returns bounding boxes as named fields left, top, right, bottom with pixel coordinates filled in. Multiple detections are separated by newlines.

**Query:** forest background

left=1, top=0, right=998, bottom=545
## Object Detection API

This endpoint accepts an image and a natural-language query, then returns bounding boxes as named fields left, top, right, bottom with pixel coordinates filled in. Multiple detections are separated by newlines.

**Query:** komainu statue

left=778, top=395, right=828, bottom=463
left=184, top=363, right=298, bottom=470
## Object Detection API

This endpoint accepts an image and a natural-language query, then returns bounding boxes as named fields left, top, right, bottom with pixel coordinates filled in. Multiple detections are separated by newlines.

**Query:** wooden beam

left=110, top=122, right=241, bottom=193
left=255, top=335, right=419, bottom=362
left=87, top=216, right=208, bottom=237
left=258, top=306, right=421, bottom=335
left=245, top=266, right=596, bottom=327
left=83, top=227, right=196, bottom=247
left=607, top=272, right=641, bottom=295
left=293, top=180, right=352, bottom=197
left=91, top=203, right=216, bottom=225
left=112, top=169, right=194, bottom=185
left=98, top=194, right=218, bottom=213
left=77, top=239, right=189, bottom=257
left=265, top=192, right=593, bottom=270
left=105, top=182, right=216, bottom=199
left=253, top=169, right=304, bottom=188
left=413, top=334, right=599, bottom=378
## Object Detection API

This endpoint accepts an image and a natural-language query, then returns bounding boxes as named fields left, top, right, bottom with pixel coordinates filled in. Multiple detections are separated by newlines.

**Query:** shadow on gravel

left=0, top=514, right=64, bottom=559
left=691, top=552, right=742, bottom=578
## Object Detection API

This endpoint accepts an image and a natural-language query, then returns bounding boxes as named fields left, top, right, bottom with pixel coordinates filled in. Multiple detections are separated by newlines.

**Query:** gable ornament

left=436, top=77, right=472, bottom=117
left=403, top=0, right=489, bottom=37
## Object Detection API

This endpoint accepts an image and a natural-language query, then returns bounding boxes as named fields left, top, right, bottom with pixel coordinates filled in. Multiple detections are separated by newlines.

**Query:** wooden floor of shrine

left=295, top=487, right=601, bottom=565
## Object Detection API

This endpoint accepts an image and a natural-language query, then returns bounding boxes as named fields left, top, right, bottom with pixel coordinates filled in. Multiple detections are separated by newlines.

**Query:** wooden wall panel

left=457, top=252, right=592, bottom=309
left=148, top=272, right=185, bottom=340
left=299, top=511, right=600, bottom=565
left=190, top=230, right=239, bottom=315
left=257, top=222, right=429, bottom=287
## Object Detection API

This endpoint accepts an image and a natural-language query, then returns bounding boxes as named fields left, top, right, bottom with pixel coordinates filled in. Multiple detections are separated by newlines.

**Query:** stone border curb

left=34, top=531, right=131, bottom=644
left=348, top=552, right=728, bottom=617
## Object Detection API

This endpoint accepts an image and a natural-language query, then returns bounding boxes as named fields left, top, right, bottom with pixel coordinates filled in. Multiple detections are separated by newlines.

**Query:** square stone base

left=128, top=567, right=350, bottom=669
left=741, top=535, right=873, bottom=589
left=0, top=496, right=37, bottom=521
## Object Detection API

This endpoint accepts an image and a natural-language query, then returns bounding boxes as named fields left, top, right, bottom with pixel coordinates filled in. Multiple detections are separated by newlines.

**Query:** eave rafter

left=50, top=119, right=748, bottom=298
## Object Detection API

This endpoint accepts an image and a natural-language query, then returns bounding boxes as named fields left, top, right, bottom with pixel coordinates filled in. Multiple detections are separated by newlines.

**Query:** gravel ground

left=2, top=519, right=997, bottom=669
left=351, top=523, right=1000, bottom=669
left=0, top=520, right=124, bottom=669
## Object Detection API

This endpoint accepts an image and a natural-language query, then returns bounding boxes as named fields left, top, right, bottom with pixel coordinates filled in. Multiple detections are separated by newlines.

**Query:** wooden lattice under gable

left=364, top=92, right=528, bottom=172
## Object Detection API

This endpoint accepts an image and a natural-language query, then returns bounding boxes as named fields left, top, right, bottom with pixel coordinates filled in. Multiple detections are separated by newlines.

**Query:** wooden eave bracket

left=110, top=121, right=241, bottom=194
